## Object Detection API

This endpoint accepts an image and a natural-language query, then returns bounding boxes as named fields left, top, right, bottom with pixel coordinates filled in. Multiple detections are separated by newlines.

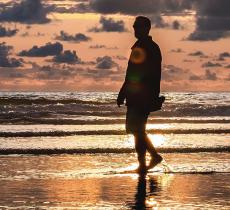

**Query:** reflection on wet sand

left=0, top=154, right=229, bottom=209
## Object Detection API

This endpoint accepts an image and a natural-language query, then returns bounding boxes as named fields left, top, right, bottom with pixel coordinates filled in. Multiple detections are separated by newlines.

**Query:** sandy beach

left=0, top=92, right=229, bottom=209
left=0, top=153, right=230, bottom=209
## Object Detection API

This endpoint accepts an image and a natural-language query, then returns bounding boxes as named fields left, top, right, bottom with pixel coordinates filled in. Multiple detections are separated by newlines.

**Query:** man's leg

left=134, top=132, right=147, bottom=171
left=145, top=134, right=163, bottom=169
left=145, top=134, right=158, bottom=157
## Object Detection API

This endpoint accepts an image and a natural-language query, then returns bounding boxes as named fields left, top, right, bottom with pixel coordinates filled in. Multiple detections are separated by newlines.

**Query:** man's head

left=133, top=16, right=151, bottom=39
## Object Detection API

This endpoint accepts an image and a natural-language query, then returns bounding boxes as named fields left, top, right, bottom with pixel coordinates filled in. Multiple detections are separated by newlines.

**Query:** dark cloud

left=172, top=20, right=183, bottom=30
left=53, top=50, right=81, bottom=64
left=36, top=64, right=79, bottom=80
left=149, top=15, right=169, bottom=28
left=170, top=48, right=184, bottom=53
left=202, top=61, right=222, bottom=68
left=225, top=74, right=230, bottom=81
left=51, top=3, right=92, bottom=14
left=0, top=67, right=25, bottom=78
left=188, top=0, right=230, bottom=41
left=188, top=51, right=204, bottom=56
left=225, top=64, right=230, bottom=69
left=0, top=25, right=18, bottom=37
left=204, top=69, right=217, bottom=80
left=0, top=42, right=23, bottom=67
left=89, top=16, right=127, bottom=32
left=189, top=74, right=202, bottom=80
left=162, top=64, right=190, bottom=81
left=18, top=42, right=63, bottom=57
left=88, top=1, right=194, bottom=29
left=0, top=0, right=50, bottom=24
left=113, top=55, right=127, bottom=60
left=187, top=31, right=229, bottom=41
left=218, top=52, right=230, bottom=61
left=55, top=31, right=91, bottom=42
left=20, top=31, right=45, bottom=37
left=188, top=50, right=209, bottom=59
left=183, top=59, right=194, bottom=62
left=89, top=0, right=193, bottom=15
left=96, top=56, right=117, bottom=69
left=189, top=69, right=218, bottom=81
left=89, top=44, right=118, bottom=49
left=89, top=44, right=106, bottom=49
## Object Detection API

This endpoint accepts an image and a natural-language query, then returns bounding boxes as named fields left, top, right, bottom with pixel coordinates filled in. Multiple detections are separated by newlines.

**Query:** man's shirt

left=119, top=36, right=162, bottom=110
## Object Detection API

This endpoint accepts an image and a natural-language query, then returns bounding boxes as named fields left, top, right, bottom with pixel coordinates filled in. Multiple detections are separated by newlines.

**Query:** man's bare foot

left=147, top=154, right=163, bottom=169
left=135, top=165, right=147, bottom=174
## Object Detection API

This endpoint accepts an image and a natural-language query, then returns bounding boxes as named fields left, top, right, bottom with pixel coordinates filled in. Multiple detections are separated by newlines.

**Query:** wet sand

left=0, top=153, right=229, bottom=209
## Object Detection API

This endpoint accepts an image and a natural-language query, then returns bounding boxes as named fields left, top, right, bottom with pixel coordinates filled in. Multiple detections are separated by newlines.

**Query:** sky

left=0, top=0, right=229, bottom=92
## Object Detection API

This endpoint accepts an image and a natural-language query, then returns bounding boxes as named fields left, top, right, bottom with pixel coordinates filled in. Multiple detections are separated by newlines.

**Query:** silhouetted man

left=117, top=16, right=163, bottom=173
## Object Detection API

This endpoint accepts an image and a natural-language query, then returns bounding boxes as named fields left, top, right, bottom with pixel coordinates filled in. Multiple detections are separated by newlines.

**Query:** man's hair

left=135, top=16, right=151, bottom=30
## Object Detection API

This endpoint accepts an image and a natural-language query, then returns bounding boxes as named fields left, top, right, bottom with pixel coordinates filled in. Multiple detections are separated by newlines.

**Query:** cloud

left=188, top=51, right=205, bottom=56
left=89, top=16, right=127, bottom=32
left=188, top=50, right=209, bottom=58
left=89, top=0, right=193, bottom=15
left=18, top=42, right=63, bottom=57
left=89, top=1, right=194, bottom=29
left=183, top=59, right=194, bottom=63
left=225, top=74, right=230, bottom=81
left=204, top=69, right=217, bottom=80
left=162, top=64, right=190, bottom=81
left=218, top=52, right=230, bottom=61
left=0, top=25, right=18, bottom=37
left=202, top=61, right=222, bottom=68
left=89, top=44, right=118, bottom=49
left=51, top=3, right=92, bottom=14
left=0, top=0, right=50, bottom=24
left=0, top=42, right=23, bottom=67
left=96, top=56, right=117, bottom=69
left=172, top=20, right=183, bottom=30
left=113, top=55, right=127, bottom=60
left=225, top=64, right=230, bottom=69
left=89, top=44, right=106, bottom=49
left=55, top=31, right=91, bottom=42
left=189, top=69, right=218, bottom=81
left=53, top=50, right=81, bottom=64
left=188, top=0, right=230, bottom=41
left=189, top=74, right=202, bottom=80
left=170, top=48, right=185, bottom=53
left=36, top=64, right=79, bottom=80
left=149, top=15, right=169, bottom=28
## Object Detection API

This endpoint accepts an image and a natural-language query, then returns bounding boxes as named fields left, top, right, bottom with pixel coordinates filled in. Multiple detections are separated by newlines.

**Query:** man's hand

left=117, top=97, right=124, bottom=107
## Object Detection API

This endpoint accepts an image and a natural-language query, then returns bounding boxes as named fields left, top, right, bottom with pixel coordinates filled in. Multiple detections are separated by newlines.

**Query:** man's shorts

left=126, top=107, right=150, bottom=134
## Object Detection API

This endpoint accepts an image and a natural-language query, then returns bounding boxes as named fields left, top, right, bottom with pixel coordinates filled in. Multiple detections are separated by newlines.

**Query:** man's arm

left=149, top=44, right=162, bottom=97
left=117, top=81, right=127, bottom=107
left=117, top=68, right=129, bottom=107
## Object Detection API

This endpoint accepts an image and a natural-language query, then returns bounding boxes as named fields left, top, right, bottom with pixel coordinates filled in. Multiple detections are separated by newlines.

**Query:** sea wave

left=0, top=117, right=229, bottom=124
left=0, top=92, right=229, bottom=119
left=0, top=97, right=113, bottom=105
left=0, top=129, right=229, bottom=137
left=0, top=147, right=229, bottom=155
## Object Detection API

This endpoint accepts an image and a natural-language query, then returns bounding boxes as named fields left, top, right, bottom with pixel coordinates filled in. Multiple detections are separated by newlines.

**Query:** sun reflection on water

left=125, top=133, right=166, bottom=148
left=146, top=123, right=172, bottom=130
left=147, top=134, right=166, bottom=147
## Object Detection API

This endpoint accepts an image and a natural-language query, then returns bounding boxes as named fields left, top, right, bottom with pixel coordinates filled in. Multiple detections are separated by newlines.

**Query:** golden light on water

left=147, top=134, right=166, bottom=147
left=146, top=123, right=172, bottom=130
left=126, top=134, right=166, bottom=147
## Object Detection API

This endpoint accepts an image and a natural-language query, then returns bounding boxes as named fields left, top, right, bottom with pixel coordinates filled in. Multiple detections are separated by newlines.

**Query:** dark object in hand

left=150, top=96, right=165, bottom=112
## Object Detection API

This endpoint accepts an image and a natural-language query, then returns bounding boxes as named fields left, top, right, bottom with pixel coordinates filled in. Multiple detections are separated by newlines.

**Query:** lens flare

left=130, top=47, right=146, bottom=64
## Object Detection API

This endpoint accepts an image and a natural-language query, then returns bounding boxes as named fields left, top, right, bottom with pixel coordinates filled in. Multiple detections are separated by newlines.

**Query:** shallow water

left=0, top=92, right=229, bottom=209
left=0, top=153, right=229, bottom=209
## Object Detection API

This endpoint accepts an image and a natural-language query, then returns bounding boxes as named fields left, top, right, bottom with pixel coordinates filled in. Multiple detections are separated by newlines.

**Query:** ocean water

left=0, top=92, right=229, bottom=209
